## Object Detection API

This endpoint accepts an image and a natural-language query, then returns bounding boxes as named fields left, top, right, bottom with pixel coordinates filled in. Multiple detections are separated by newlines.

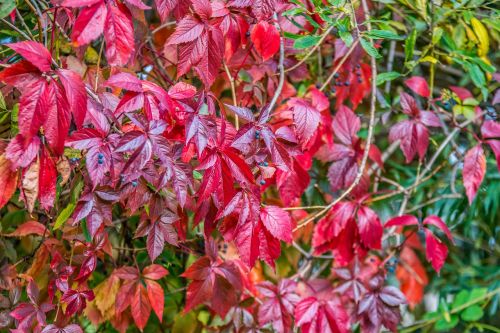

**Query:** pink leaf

left=424, top=230, right=448, bottom=273
left=385, top=215, right=419, bottom=228
left=6, top=41, right=52, bottom=72
left=463, top=145, right=486, bottom=204
left=405, top=76, right=430, bottom=98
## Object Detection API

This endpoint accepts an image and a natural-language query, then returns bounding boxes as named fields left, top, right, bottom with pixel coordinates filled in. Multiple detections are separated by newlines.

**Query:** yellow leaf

left=420, top=56, right=438, bottom=64
left=471, top=17, right=489, bottom=56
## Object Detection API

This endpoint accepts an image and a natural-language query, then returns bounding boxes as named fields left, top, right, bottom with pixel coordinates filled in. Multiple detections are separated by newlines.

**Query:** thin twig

left=285, top=25, right=335, bottom=73
left=267, top=12, right=285, bottom=112
left=223, top=62, right=239, bottom=129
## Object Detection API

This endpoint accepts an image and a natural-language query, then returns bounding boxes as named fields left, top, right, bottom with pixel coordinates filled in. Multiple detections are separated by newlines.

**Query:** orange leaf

left=396, top=247, right=429, bottom=309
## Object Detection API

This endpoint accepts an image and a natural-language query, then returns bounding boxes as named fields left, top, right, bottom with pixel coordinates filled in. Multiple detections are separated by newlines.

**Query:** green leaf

left=376, top=71, right=401, bottom=85
left=54, top=203, right=76, bottom=230
left=461, top=305, right=484, bottom=321
left=81, top=220, right=92, bottom=243
left=435, top=315, right=459, bottom=331
left=405, top=29, right=417, bottom=63
left=365, top=29, right=404, bottom=40
left=452, top=290, right=470, bottom=310
left=432, top=27, right=444, bottom=44
left=339, top=30, right=353, bottom=47
left=360, top=37, right=381, bottom=58
left=293, top=35, right=322, bottom=49
left=469, top=288, right=488, bottom=301
left=0, top=0, right=15, bottom=20
left=467, top=63, right=486, bottom=88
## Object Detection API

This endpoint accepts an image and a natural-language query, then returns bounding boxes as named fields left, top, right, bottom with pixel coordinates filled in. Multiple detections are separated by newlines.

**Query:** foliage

left=0, top=0, right=499, bottom=332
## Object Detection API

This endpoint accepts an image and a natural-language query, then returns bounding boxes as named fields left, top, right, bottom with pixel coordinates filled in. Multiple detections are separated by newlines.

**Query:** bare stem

left=267, top=12, right=285, bottom=112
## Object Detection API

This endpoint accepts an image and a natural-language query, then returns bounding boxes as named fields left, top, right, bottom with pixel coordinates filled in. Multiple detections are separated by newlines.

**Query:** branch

left=285, top=24, right=335, bottom=73
left=267, top=12, right=285, bottom=112
left=223, top=62, right=239, bottom=129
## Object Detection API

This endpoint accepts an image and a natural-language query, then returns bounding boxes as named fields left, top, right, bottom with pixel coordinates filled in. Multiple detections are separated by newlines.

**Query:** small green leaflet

left=360, top=37, right=381, bottom=58
left=365, top=29, right=404, bottom=40
left=405, top=29, right=417, bottom=63
left=376, top=72, right=401, bottom=85
left=0, top=0, right=15, bottom=20
left=54, top=203, right=76, bottom=230
left=294, top=35, right=321, bottom=49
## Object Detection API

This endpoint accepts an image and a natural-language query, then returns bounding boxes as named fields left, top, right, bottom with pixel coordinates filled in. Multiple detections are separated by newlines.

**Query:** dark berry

left=246, top=31, right=250, bottom=37
left=357, top=78, right=363, bottom=83
left=344, top=82, right=350, bottom=86
left=259, top=162, right=264, bottom=166
left=260, top=180, right=266, bottom=185
left=334, top=73, right=340, bottom=79
left=132, top=181, right=138, bottom=187
left=355, top=64, right=361, bottom=69
left=263, top=161, right=268, bottom=167
left=331, top=88, right=336, bottom=94
left=97, top=159, right=104, bottom=165
left=315, top=83, right=321, bottom=89
left=97, top=153, right=104, bottom=159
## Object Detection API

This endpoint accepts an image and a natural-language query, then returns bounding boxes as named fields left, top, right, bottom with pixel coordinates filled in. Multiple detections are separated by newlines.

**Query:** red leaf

left=357, top=277, right=405, bottom=333
left=168, top=82, right=197, bottom=99
left=38, top=147, right=57, bottom=211
left=295, top=296, right=350, bottom=333
left=191, top=0, right=212, bottom=20
left=19, top=78, right=50, bottom=139
left=0, top=153, right=18, bottom=209
left=154, top=0, right=186, bottom=22
left=104, top=1, right=134, bottom=66
left=43, top=80, right=71, bottom=155
left=57, top=69, right=87, bottom=128
left=290, top=98, right=321, bottom=145
left=71, top=2, right=107, bottom=46
left=3, top=221, right=46, bottom=237
left=463, top=144, right=486, bottom=204
left=423, top=215, right=454, bottom=243
left=142, top=264, right=168, bottom=280
left=182, top=251, right=242, bottom=317
left=257, top=279, right=300, bottom=333
left=357, top=206, right=382, bottom=249
left=194, top=27, right=224, bottom=87
left=131, top=284, right=151, bottom=330
left=424, top=229, right=448, bottom=273
left=481, top=120, right=500, bottom=139
left=6, top=41, right=52, bottom=72
left=260, top=206, right=293, bottom=243
left=145, top=280, right=164, bottom=322
left=405, top=76, right=430, bottom=98
left=384, top=215, right=419, bottom=228
left=42, top=324, right=84, bottom=333
left=167, top=17, right=204, bottom=44
left=5, top=134, right=40, bottom=169
left=42, top=324, right=83, bottom=333
left=105, top=72, right=143, bottom=92
left=332, top=105, right=360, bottom=145
left=251, top=21, right=280, bottom=61
left=0, top=60, right=41, bottom=89
left=61, top=289, right=95, bottom=316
